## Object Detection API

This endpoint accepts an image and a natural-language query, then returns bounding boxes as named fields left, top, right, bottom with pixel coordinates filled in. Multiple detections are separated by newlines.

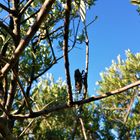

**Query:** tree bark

left=0, top=117, right=16, bottom=140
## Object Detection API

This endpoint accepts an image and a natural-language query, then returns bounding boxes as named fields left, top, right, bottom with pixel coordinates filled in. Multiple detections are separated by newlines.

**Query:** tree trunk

left=0, top=117, right=16, bottom=140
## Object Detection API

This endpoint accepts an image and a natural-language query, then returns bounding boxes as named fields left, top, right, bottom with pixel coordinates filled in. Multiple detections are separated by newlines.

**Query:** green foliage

left=32, top=76, right=68, bottom=107
left=20, top=44, right=52, bottom=81
left=97, top=50, right=140, bottom=139
left=12, top=75, right=101, bottom=140
left=0, top=0, right=96, bottom=111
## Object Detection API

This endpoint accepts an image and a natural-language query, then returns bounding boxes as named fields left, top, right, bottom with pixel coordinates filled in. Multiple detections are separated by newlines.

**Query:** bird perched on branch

left=74, top=69, right=82, bottom=93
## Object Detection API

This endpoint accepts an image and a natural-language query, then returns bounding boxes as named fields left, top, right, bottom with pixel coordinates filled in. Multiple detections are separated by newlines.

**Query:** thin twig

left=19, top=0, right=25, bottom=5
left=123, top=93, right=136, bottom=123
left=71, top=17, right=81, bottom=49
left=34, top=37, right=77, bottom=80
left=0, top=3, right=13, bottom=13
left=13, top=69, right=33, bottom=114
left=21, top=9, right=39, bottom=24
left=84, top=26, right=89, bottom=73
left=48, top=26, right=64, bottom=36
left=79, top=117, right=87, bottom=140
left=19, top=0, right=34, bottom=16
left=46, top=30, right=56, bottom=61
left=86, top=16, right=98, bottom=28
left=0, top=21, right=15, bottom=39
left=0, top=103, right=9, bottom=117
left=3, top=76, right=8, bottom=107
left=19, top=119, right=35, bottom=138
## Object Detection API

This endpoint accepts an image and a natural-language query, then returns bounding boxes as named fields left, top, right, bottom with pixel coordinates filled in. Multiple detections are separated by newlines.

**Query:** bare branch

left=0, top=3, right=13, bottom=13
left=10, top=80, right=140, bottom=120
left=21, top=9, right=39, bottom=24
left=19, top=0, right=34, bottom=16
left=63, top=0, right=73, bottom=105
left=46, top=30, right=56, bottom=61
left=13, top=69, right=33, bottom=114
left=86, top=16, right=98, bottom=28
left=3, top=76, right=8, bottom=107
left=73, top=80, right=140, bottom=105
left=84, top=27, right=89, bottom=73
left=0, top=21, right=15, bottom=39
left=19, top=119, right=35, bottom=138
left=0, top=0, right=56, bottom=77
left=83, top=23, right=89, bottom=99
left=70, top=17, right=81, bottom=49
left=19, top=0, right=25, bottom=5
left=11, top=103, right=69, bottom=120
left=123, top=93, right=135, bottom=123
left=5, top=69, right=18, bottom=113
left=33, top=59, right=57, bottom=80
left=0, top=103, right=10, bottom=117
left=79, top=118, right=87, bottom=140
left=49, top=26, right=64, bottom=36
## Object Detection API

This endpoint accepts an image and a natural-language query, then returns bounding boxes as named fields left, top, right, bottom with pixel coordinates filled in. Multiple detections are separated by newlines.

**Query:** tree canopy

left=0, top=0, right=140, bottom=139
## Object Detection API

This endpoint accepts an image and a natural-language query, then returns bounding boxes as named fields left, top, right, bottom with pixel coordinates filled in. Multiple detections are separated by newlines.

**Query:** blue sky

left=49, top=0, right=140, bottom=96
left=1, top=0, right=139, bottom=96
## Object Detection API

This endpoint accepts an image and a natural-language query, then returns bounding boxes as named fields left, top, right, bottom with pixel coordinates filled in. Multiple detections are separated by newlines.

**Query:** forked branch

left=0, top=0, right=56, bottom=78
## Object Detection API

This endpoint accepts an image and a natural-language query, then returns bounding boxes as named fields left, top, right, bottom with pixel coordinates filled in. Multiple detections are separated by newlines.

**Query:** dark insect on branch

left=74, top=69, right=82, bottom=94
left=74, top=69, right=87, bottom=99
